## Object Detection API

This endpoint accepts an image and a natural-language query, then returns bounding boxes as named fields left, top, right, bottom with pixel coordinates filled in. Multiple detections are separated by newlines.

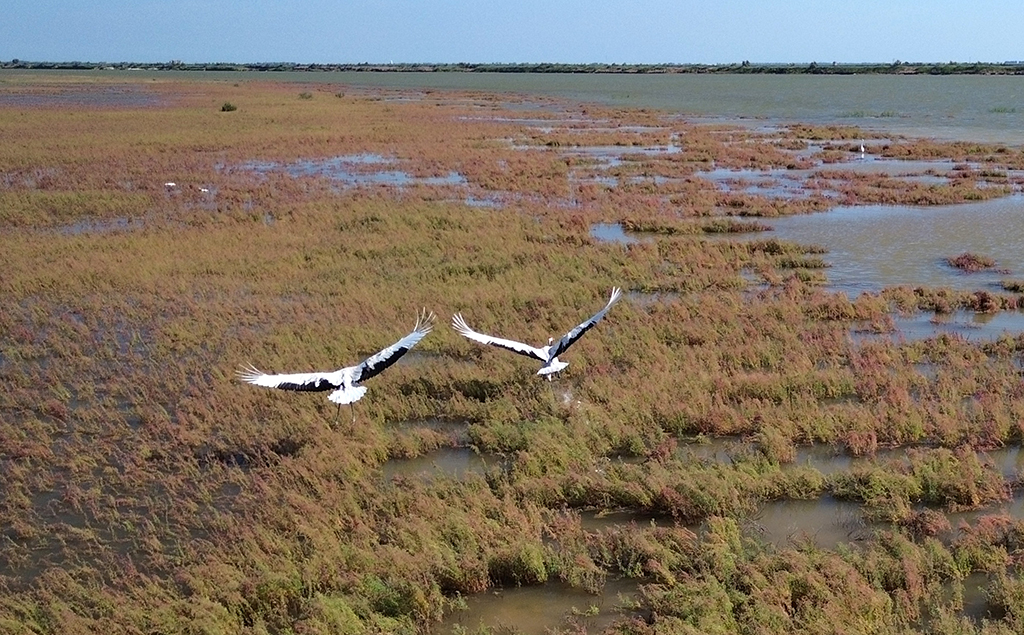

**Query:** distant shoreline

left=4, top=60, right=1024, bottom=75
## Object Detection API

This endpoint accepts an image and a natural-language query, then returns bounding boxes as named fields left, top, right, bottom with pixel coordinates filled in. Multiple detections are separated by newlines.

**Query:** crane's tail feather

left=329, top=386, right=367, bottom=405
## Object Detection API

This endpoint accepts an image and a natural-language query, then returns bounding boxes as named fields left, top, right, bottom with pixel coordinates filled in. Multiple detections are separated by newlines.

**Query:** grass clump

left=948, top=252, right=997, bottom=272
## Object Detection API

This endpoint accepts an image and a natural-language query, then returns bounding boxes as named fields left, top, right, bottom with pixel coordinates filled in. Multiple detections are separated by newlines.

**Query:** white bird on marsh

left=452, top=287, right=622, bottom=379
left=238, top=309, right=435, bottom=423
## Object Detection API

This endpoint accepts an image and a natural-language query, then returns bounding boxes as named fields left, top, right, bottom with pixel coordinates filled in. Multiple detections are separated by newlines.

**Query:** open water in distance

left=79, top=70, right=1024, bottom=145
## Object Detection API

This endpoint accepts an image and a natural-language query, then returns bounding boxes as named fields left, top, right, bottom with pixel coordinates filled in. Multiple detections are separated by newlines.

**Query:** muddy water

left=947, top=489, right=1024, bottom=528
left=958, top=572, right=998, bottom=622
left=381, top=447, right=496, bottom=480
left=440, top=577, right=642, bottom=635
left=419, top=437, right=1024, bottom=626
left=748, top=496, right=874, bottom=549
left=580, top=508, right=667, bottom=533
left=792, top=444, right=905, bottom=475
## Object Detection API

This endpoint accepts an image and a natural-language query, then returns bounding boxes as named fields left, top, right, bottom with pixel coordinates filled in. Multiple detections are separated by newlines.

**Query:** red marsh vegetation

left=3, top=73, right=1024, bottom=633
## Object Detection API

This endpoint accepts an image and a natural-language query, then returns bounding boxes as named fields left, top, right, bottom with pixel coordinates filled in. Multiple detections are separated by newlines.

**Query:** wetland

left=2, top=71, right=1024, bottom=634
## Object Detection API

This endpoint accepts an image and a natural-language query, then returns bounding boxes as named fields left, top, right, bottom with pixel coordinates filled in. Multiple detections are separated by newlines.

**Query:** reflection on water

left=947, top=489, right=1024, bottom=529
left=590, top=222, right=650, bottom=244
left=741, top=195, right=1024, bottom=294
left=891, top=310, right=1024, bottom=343
left=851, top=309, right=1024, bottom=344
left=441, top=578, right=641, bottom=635
left=567, top=142, right=681, bottom=169
left=238, top=154, right=467, bottom=188
left=700, top=157, right=963, bottom=199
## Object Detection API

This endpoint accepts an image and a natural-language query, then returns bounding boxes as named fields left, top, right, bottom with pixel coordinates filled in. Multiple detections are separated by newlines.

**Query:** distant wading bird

left=238, top=309, right=435, bottom=423
left=452, top=287, right=622, bottom=379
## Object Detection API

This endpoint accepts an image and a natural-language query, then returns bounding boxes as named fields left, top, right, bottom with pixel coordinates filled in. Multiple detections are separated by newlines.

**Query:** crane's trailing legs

left=331, top=402, right=356, bottom=427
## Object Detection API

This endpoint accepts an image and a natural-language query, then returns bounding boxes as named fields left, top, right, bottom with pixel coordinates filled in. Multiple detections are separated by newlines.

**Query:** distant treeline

left=4, top=59, right=1024, bottom=75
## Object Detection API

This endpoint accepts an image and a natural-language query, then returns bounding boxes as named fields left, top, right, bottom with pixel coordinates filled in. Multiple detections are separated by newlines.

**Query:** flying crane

left=452, top=287, right=622, bottom=379
left=238, top=309, right=435, bottom=423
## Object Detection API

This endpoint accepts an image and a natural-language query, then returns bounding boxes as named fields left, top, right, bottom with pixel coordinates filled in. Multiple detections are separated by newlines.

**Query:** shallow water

left=834, top=155, right=962, bottom=177
left=590, top=222, right=647, bottom=244
left=959, top=572, right=998, bottom=622
left=580, top=508, right=667, bottom=533
left=381, top=447, right=494, bottom=480
left=239, top=154, right=467, bottom=188
left=747, top=195, right=1024, bottom=295
left=440, top=577, right=641, bottom=635
left=792, top=444, right=907, bottom=475
left=566, top=142, right=681, bottom=168
left=626, top=289, right=683, bottom=307
left=947, top=487, right=1024, bottom=527
left=702, top=168, right=820, bottom=199
left=698, top=155, right=964, bottom=199
left=56, top=216, right=143, bottom=235
left=748, top=496, right=873, bottom=549
left=676, top=436, right=747, bottom=464
left=886, top=310, right=1024, bottom=343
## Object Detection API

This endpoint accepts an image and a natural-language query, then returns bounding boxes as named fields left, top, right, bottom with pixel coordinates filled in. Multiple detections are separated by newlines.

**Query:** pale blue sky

left=3, top=1, right=1022, bottom=65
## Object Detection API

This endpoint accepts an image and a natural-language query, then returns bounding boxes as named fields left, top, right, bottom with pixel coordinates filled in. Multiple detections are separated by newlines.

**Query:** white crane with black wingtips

left=452, top=287, right=622, bottom=379
left=238, top=309, right=435, bottom=423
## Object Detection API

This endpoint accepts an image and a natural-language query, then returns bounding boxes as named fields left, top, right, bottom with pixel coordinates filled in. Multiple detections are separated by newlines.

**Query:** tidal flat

left=3, top=72, right=1024, bottom=634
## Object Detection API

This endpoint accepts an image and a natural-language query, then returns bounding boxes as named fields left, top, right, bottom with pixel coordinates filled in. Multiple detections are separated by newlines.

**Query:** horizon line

left=4, top=59, right=1024, bottom=68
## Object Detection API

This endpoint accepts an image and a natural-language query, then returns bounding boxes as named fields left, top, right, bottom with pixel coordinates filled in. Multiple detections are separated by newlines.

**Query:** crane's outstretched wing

left=351, top=309, right=435, bottom=384
left=236, top=364, right=340, bottom=392
left=452, top=313, right=548, bottom=361
left=548, top=287, right=622, bottom=359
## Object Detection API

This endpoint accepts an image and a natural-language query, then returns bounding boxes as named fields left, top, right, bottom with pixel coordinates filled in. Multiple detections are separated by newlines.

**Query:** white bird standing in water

left=238, top=309, right=435, bottom=423
left=452, top=287, right=622, bottom=379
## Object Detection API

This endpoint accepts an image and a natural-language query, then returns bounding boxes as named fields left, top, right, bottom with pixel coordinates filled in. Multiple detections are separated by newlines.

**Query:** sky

left=3, top=1, right=1023, bottom=66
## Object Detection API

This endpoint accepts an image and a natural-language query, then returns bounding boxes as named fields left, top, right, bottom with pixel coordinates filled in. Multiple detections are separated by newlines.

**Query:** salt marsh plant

left=3, top=72, right=1024, bottom=633
left=948, top=252, right=998, bottom=272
